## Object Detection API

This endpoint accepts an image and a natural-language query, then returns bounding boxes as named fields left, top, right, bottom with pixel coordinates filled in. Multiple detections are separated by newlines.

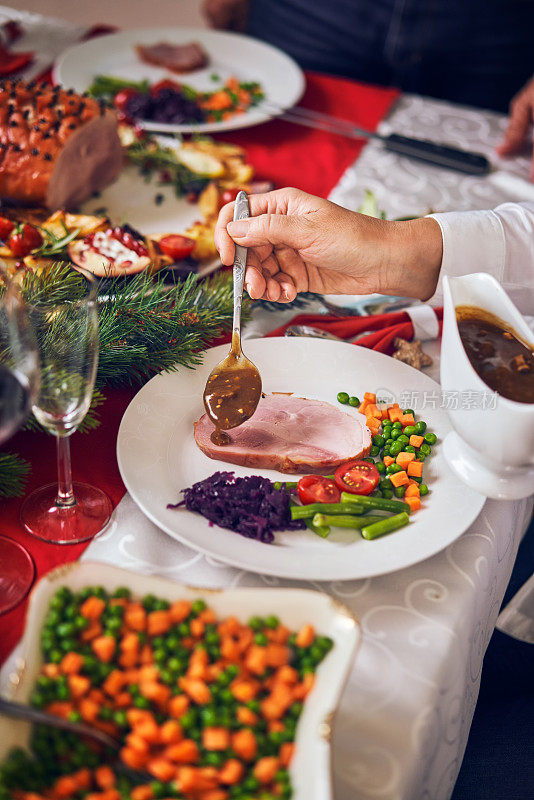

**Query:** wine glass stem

left=56, top=435, right=76, bottom=507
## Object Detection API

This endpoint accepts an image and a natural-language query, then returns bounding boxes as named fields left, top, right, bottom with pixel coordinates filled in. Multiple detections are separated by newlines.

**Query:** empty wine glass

left=20, top=268, right=112, bottom=544
left=0, top=267, right=40, bottom=614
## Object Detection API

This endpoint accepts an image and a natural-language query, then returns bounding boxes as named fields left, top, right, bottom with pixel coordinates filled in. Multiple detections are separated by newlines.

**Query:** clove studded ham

left=0, top=80, right=123, bottom=209
left=194, top=393, right=372, bottom=473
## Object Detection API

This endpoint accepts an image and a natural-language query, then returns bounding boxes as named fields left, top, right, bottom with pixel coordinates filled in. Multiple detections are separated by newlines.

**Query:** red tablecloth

left=0, top=71, right=399, bottom=663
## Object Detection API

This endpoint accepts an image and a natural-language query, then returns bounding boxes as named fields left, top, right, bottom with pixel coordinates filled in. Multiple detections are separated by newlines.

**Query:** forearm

left=378, top=217, right=443, bottom=301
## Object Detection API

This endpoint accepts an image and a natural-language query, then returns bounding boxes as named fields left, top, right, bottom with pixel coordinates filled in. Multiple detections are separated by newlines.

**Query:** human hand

left=202, top=0, right=249, bottom=30
left=497, top=75, right=534, bottom=180
left=214, top=188, right=443, bottom=302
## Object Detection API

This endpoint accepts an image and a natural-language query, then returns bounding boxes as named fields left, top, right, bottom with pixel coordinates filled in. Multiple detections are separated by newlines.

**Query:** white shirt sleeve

left=428, top=202, right=534, bottom=313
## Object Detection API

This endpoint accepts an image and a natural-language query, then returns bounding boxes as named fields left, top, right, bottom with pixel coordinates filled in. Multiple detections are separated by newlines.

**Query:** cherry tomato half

left=158, top=234, right=196, bottom=261
left=113, top=88, right=140, bottom=113
left=8, top=224, right=42, bottom=257
left=334, top=460, right=380, bottom=496
left=150, top=79, right=182, bottom=96
left=297, top=476, right=341, bottom=505
left=0, top=216, right=14, bottom=241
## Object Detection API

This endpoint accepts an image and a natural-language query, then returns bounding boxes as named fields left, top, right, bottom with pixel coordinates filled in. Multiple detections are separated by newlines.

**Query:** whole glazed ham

left=194, top=394, right=372, bottom=473
left=0, top=80, right=123, bottom=209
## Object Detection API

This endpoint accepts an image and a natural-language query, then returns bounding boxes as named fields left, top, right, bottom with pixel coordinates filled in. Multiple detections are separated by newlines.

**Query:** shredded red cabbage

left=167, top=471, right=305, bottom=544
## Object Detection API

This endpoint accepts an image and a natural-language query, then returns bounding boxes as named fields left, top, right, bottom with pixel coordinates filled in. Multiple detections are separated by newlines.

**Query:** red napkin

left=266, top=308, right=443, bottom=354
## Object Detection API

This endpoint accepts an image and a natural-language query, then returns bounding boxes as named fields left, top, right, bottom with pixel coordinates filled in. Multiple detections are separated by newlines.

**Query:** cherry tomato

left=113, top=88, right=139, bottom=113
left=297, top=476, right=341, bottom=505
left=158, top=234, right=196, bottom=261
left=150, top=79, right=182, bottom=96
left=334, top=460, right=380, bottom=496
left=8, top=224, right=42, bottom=257
left=0, top=216, right=14, bottom=241
left=221, top=188, right=240, bottom=205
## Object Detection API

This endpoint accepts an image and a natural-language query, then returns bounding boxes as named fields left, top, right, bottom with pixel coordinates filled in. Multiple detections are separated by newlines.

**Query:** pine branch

left=0, top=451, right=30, bottom=498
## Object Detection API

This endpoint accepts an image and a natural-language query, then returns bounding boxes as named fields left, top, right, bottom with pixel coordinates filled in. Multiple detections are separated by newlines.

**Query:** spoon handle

left=232, top=191, right=250, bottom=342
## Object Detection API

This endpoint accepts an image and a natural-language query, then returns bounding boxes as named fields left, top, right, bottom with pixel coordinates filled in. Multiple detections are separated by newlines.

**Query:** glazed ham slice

left=136, top=41, right=209, bottom=74
left=0, top=80, right=123, bottom=209
left=194, top=394, right=372, bottom=474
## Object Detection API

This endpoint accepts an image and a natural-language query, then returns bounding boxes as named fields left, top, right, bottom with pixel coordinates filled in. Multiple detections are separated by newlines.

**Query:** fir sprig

left=0, top=452, right=30, bottom=497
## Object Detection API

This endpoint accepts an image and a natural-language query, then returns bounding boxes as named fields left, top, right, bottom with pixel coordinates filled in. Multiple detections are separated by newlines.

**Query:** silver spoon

left=202, top=191, right=262, bottom=445
left=0, top=696, right=150, bottom=783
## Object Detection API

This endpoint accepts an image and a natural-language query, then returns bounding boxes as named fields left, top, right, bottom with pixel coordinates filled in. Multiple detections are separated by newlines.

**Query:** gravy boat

left=441, top=273, right=534, bottom=500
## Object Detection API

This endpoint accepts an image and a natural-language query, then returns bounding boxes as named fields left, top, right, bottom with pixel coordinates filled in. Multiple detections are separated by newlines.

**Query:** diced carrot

left=198, top=790, right=228, bottom=800
left=407, top=461, right=424, bottom=477
left=176, top=766, right=219, bottom=793
left=52, top=775, right=79, bottom=798
left=276, top=665, right=299, bottom=684
left=201, top=91, right=233, bottom=111
left=146, top=758, right=176, bottom=782
left=268, top=720, right=285, bottom=733
left=389, top=470, right=409, bottom=488
left=130, top=787, right=154, bottom=800
left=139, top=645, right=154, bottom=665
left=88, top=688, right=106, bottom=704
left=187, top=647, right=209, bottom=680
left=409, top=434, right=424, bottom=448
left=363, top=392, right=377, bottom=403
left=92, top=719, right=119, bottom=738
left=220, top=637, right=240, bottom=661
left=265, top=643, right=289, bottom=668
left=85, top=792, right=121, bottom=800
left=202, top=727, right=230, bottom=751
left=178, top=677, right=211, bottom=705
left=217, top=616, right=240, bottom=637
left=388, top=407, right=403, bottom=421
left=45, top=701, right=73, bottom=719
left=42, top=663, right=61, bottom=679
left=236, top=628, right=253, bottom=652
left=127, top=708, right=152, bottom=727
left=170, top=599, right=192, bottom=623
left=80, top=596, right=106, bottom=621
left=396, top=452, right=416, bottom=468
left=168, top=694, right=190, bottom=718
left=253, top=756, right=280, bottom=784
left=260, top=682, right=292, bottom=720
left=295, top=624, right=315, bottom=648
left=125, top=732, right=150, bottom=754
left=383, top=456, right=395, bottom=467
left=198, top=608, right=217, bottom=624
left=72, top=768, right=92, bottom=791
left=230, top=679, right=259, bottom=702
left=190, top=617, right=205, bottom=638
left=165, top=739, right=199, bottom=763
left=245, top=645, right=268, bottom=675
left=139, top=680, right=171, bottom=709
left=218, top=758, right=244, bottom=785
left=134, top=716, right=161, bottom=744
left=68, top=674, right=91, bottom=699
left=268, top=625, right=290, bottom=644
left=231, top=729, right=257, bottom=761
left=405, top=484, right=420, bottom=498
left=358, top=400, right=369, bottom=414
left=406, top=496, right=421, bottom=512
left=292, top=672, right=315, bottom=700
left=147, top=610, right=172, bottom=636
left=95, top=766, right=116, bottom=790
left=102, top=669, right=126, bottom=696
left=79, top=698, right=100, bottom=723
left=124, top=603, right=147, bottom=632
left=80, top=622, right=102, bottom=642
left=120, top=631, right=140, bottom=653
left=236, top=706, right=257, bottom=726
left=365, top=403, right=380, bottom=418
left=92, top=635, right=116, bottom=663
left=401, top=413, right=415, bottom=427
left=59, top=652, right=84, bottom=675
left=279, top=742, right=295, bottom=767
left=120, top=747, right=148, bottom=770
left=160, top=719, right=183, bottom=745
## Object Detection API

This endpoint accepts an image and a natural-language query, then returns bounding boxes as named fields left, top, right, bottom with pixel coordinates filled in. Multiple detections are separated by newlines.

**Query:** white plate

left=54, top=27, right=305, bottom=134
left=80, top=159, right=220, bottom=278
left=117, top=338, right=486, bottom=580
left=0, top=561, right=360, bottom=800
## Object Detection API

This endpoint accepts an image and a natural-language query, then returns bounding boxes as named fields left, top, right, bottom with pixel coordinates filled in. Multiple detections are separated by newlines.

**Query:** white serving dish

left=0, top=561, right=360, bottom=800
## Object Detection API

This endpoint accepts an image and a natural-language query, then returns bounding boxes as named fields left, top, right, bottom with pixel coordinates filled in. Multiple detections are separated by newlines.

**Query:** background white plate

left=54, top=27, right=305, bottom=134
left=0, top=561, right=360, bottom=800
left=117, top=338, right=486, bottom=580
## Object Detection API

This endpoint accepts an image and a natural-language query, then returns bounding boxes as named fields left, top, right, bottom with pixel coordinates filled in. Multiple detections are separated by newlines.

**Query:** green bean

left=313, top=513, right=384, bottom=529
left=274, top=480, right=298, bottom=491
left=291, top=501, right=364, bottom=520
left=304, top=518, right=330, bottom=538
left=361, top=511, right=410, bottom=540
left=340, top=491, right=409, bottom=514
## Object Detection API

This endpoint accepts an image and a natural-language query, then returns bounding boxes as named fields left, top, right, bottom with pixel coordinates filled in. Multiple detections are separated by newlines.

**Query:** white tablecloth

left=83, top=96, right=534, bottom=799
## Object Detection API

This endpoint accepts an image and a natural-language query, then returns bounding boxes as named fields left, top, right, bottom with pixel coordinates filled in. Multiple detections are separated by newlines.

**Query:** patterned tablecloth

left=81, top=97, right=534, bottom=800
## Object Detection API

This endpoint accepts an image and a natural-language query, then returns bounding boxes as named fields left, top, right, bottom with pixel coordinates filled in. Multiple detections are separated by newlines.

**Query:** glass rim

left=26, top=265, right=98, bottom=311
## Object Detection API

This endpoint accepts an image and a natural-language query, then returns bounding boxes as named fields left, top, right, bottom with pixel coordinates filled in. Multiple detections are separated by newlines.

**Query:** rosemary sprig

left=33, top=223, right=82, bottom=258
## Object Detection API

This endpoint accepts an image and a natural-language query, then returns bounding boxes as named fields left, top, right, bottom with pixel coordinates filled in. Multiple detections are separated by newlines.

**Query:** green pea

left=390, top=428, right=401, bottom=440
left=177, top=621, right=190, bottom=636
left=386, top=463, right=402, bottom=474
left=417, top=453, right=426, bottom=462
left=247, top=699, right=261, bottom=713
left=389, top=442, right=402, bottom=457
left=376, top=461, right=386, bottom=474
left=265, top=614, right=279, bottom=629
left=159, top=669, right=174, bottom=685
left=382, top=489, right=394, bottom=499
left=254, top=632, right=268, bottom=646
left=150, top=781, right=167, bottom=799
left=403, top=425, right=417, bottom=437
left=404, top=445, right=416, bottom=453
left=385, top=438, right=394, bottom=446
left=369, top=446, right=380, bottom=457
left=99, top=706, right=113, bottom=721
left=419, top=483, right=429, bottom=496
left=337, top=392, right=349, bottom=404
left=204, top=751, right=224, bottom=767
left=397, top=434, right=409, bottom=446
left=394, top=486, right=406, bottom=498
left=392, top=421, right=403, bottom=429
left=349, top=396, right=360, bottom=407
left=415, top=421, right=427, bottom=434
left=153, top=599, right=170, bottom=611
left=142, top=593, right=158, bottom=611
left=363, top=456, right=375, bottom=464
left=420, top=443, right=432, bottom=456
left=201, top=707, right=218, bottom=726
left=248, top=616, right=264, bottom=631
left=134, top=696, right=151, bottom=709
left=424, top=432, right=437, bottom=445
left=372, top=434, right=385, bottom=447
left=380, top=478, right=393, bottom=490
left=404, top=408, right=415, bottom=415
left=225, top=664, right=239, bottom=679
left=113, top=586, right=130, bottom=599
left=382, top=446, right=391, bottom=457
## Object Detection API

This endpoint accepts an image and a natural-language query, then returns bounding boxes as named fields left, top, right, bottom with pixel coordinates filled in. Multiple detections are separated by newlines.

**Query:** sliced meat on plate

left=194, top=393, right=372, bottom=474
left=136, top=41, right=209, bottom=73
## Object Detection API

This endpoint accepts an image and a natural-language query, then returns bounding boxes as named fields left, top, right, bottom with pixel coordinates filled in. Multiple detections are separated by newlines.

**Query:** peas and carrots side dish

left=0, top=586, right=333, bottom=800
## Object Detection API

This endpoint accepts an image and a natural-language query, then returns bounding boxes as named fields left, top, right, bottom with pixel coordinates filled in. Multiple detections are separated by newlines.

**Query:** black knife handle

left=383, top=133, right=491, bottom=175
